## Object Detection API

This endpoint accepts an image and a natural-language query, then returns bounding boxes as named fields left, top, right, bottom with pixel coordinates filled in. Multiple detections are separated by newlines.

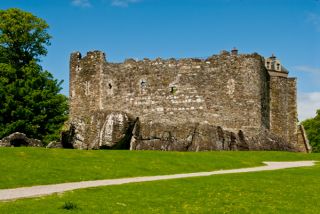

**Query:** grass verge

left=0, top=148, right=319, bottom=190
left=0, top=161, right=319, bottom=213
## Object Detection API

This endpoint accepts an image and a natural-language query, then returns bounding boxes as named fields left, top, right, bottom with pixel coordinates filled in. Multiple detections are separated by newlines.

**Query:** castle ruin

left=66, top=49, right=311, bottom=152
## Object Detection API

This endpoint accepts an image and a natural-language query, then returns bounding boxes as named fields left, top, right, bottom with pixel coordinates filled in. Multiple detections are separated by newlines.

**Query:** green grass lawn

left=0, top=148, right=319, bottom=213
left=0, top=157, right=319, bottom=213
left=0, top=148, right=319, bottom=189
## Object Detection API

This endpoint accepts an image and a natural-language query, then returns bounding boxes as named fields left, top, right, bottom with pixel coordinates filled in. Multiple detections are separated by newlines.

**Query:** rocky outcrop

left=249, top=128, right=295, bottom=151
left=130, top=120, right=247, bottom=151
left=54, top=116, right=310, bottom=152
left=0, top=132, right=42, bottom=147
left=64, top=114, right=297, bottom=152
left=130, top=119, right=295, bottom=152
left=63, top=111, right=136, bottom=150
left=61, top=119, right=85, bottom=149
left=46, top=141, right=63, bottom=149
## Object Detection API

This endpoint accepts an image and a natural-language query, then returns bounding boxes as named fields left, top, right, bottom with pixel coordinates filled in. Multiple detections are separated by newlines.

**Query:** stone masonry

left=0, top=132, right=42, bottom=147
left=66, top=49, right=311, bottom=152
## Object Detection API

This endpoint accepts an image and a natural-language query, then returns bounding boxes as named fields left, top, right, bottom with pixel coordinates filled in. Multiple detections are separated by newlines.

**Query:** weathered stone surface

left=0, top=132, right=42, bottom=147
left=296, top=125, right=312, bottom=153
left=249, top=128, right=295, bottom=151
left=129, top=120, right=295, bottom=151
left=46, top=141, right=63, bottom=149
left=66, top=49, right=311, bottom=152
left=69, top=51, right=270, bottom=139
left=130, top=120, right=250, bottom=151
left=61, top=119, right=85, bottom=149
left=65, top=111, right=135, bottom=150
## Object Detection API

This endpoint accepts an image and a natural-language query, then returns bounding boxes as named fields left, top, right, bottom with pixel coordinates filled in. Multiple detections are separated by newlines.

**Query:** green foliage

left=302, top=109, right=320, bottom=153
left=62, top=201, right=78, bottom=210
left=0, top=8, right=68, bottom=144
left=0, top=8, right=51, bottom=67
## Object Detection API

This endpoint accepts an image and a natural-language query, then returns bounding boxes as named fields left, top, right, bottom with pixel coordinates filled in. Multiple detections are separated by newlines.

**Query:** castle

left=67, top=49, right=311, bottom=152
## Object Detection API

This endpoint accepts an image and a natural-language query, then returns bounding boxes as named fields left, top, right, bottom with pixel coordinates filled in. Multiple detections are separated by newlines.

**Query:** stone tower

left=265, top=54, right=311, bottom=152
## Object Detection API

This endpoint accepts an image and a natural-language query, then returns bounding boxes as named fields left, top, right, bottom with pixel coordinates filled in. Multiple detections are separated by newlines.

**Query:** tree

left=301, top=109, right=320, bottom=153
left=0, top=8, right=51, bottom=67
left=0, top=8, right=68, bottom=144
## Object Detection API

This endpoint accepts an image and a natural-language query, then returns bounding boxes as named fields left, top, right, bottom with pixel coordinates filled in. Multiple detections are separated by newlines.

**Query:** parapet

left=70, top=48, right=264, bottom=68
left=70, top=50, right=107, bottom=66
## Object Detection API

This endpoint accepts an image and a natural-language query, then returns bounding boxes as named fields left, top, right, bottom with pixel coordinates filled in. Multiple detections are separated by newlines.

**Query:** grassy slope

left=0, top=162, right=319, bottom=213
left=0, top=148, right=319, bottom=189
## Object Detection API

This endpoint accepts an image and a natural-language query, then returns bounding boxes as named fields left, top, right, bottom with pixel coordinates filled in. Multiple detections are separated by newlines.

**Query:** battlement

left=71, top=49, right=263, bottom=69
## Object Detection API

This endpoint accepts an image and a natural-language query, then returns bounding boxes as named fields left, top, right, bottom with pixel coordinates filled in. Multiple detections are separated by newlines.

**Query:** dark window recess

left=141, top=80, right=146, bottom=88
left=171, top=86, right=177, bottom=94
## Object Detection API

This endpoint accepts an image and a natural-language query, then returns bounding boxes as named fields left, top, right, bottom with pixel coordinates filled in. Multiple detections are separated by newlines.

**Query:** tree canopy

left=0, top=8, right=51, bottom=67
left=0, top=8, right=68, bottom=144
left=302, top=109, right=320, bottom=153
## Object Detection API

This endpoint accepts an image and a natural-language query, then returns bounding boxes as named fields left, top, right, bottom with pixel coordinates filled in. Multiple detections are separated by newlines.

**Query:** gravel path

left=0, top=161, right=316, bottom=201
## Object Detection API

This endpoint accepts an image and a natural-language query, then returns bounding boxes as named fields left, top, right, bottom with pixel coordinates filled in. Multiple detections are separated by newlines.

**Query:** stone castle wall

left=68, top=50, right=310, bottom=152
left=269, top=76, right=297, bottom=145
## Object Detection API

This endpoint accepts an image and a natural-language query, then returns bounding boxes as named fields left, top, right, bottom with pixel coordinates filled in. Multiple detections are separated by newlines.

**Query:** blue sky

left=1, top=0, right=320, bottom=120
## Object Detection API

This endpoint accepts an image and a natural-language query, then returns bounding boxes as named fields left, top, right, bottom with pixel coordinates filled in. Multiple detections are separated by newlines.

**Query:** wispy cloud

left=298, top=92, right=320, bottom=121
left=71, top=0, right=92, bottom=8
left=307, top=12, right=320, bottom=31
left=293, top=65, right=320, bottom=74
left=111, top=0, right=141, bottom=7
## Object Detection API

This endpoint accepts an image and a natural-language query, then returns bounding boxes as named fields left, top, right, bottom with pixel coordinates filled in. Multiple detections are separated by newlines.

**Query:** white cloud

left=72, top=0, right=92, bottom=8
left=293, top=65, right=320, bottom=74
left=307, top=12, right=320, bottom=31
left=111, top=0, right=141, bottom=7
left=293, top=66, right=320, bottom=120
left=298, top=92, right=320, bottom=121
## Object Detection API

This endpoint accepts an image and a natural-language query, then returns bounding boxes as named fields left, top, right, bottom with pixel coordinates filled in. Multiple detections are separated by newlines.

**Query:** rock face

left=64, top=116, right=296, bottom=152
left=130, top=121, right=249, bottom=151
left=46, top=141, right=63, bottom=149
left=62, top=111, right=136, bottom=150
left=0, top=132, right=42, bottom=147
left=66, top=49, right=311, bottom=152
left=130, top=120, right=295, bottom=151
